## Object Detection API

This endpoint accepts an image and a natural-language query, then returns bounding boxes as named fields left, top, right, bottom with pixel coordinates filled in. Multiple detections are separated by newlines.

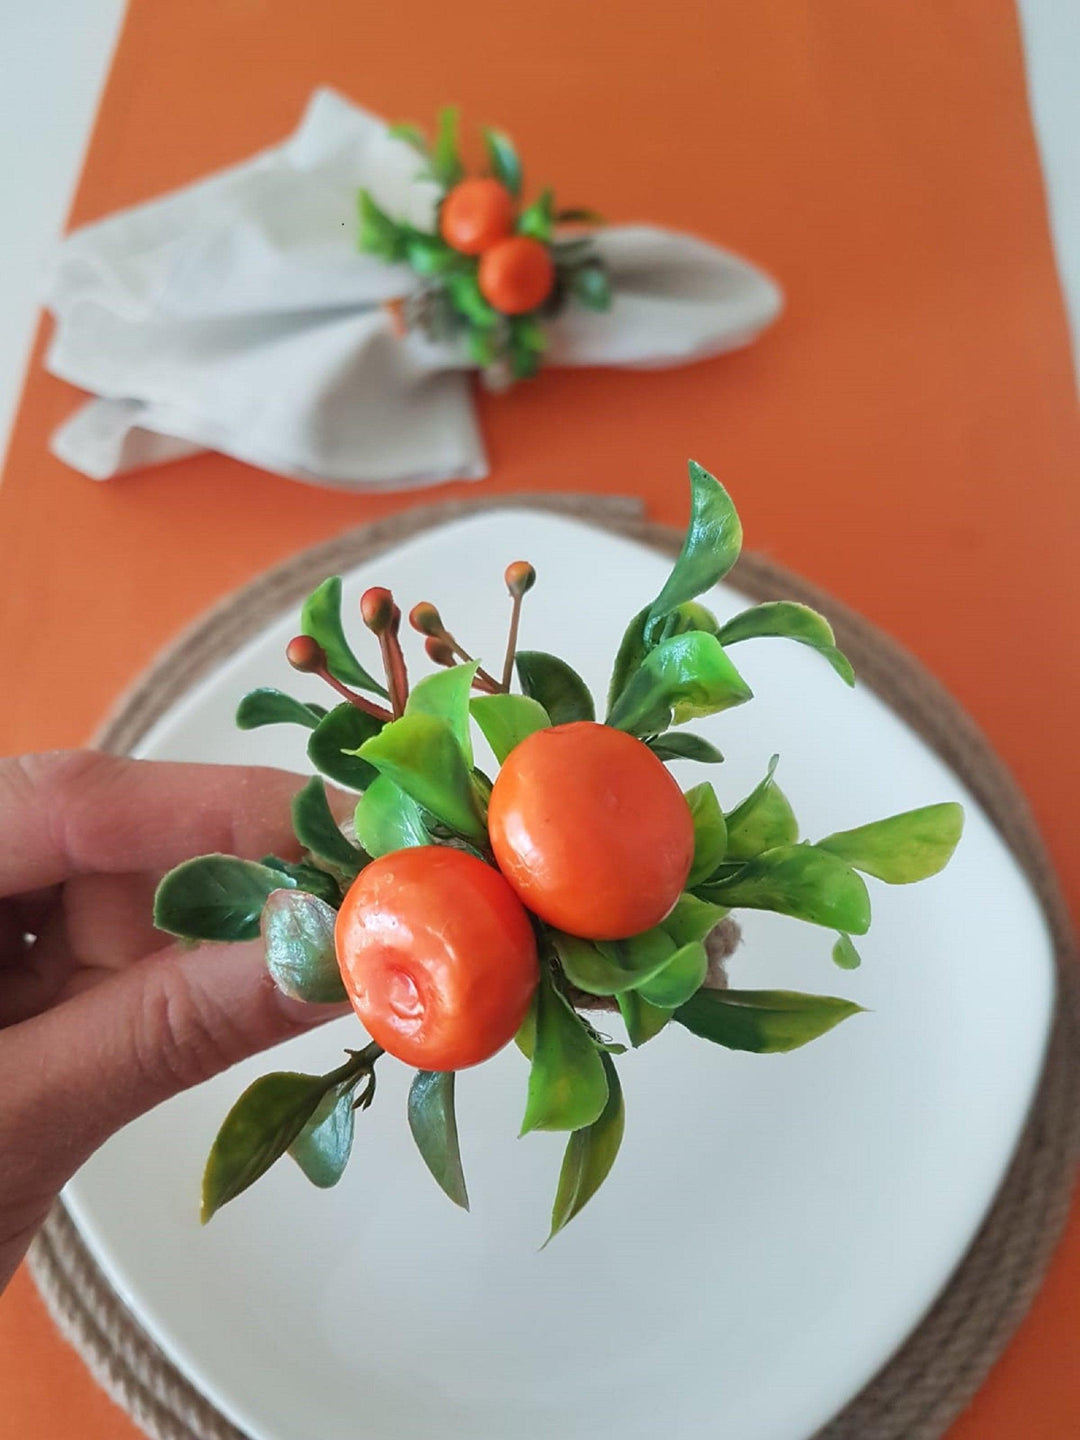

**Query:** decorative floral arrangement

left=154, top=462, right=964, bottom=1240
left=358, top=107, right=610, bottom=384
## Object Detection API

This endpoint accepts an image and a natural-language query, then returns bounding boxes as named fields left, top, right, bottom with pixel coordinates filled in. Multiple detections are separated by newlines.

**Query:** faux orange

left=488, top=722, right=695, bottom=939
left=439, top=177, right=515, bottom=255
left=478, top=235, right=555, bottom=315
left=335, top=846, right=538, bottom=1070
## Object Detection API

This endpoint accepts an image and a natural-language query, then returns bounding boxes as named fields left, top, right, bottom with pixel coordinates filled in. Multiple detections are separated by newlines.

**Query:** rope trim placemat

left=29, top=493, right=1080, bottom=1440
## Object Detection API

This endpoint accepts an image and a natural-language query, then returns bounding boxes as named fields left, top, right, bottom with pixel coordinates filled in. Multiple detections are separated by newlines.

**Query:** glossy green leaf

left=446, top=269, right=499, bottom=327
left=292, top=777, right=367, bottom=875
left=547, top=1053, right=624, bottom=1243
left=482, top=126, right=522, bottom=196
left=685, top=783, right=727, bottom=886
left=517, top=187, right=554, bottom=241
left=405, top=663, right=478, bottom=766
left=470, top=693, right=550, bottom=762
left=647, top=733, right=725, bottom=765
left=387, top=121, right=429, bottom=156
left=617, top=989, right=673, bottom=1047
left=696, top=843, right=872, bottom=934
left=260, top=856, right=342, bottom=908
left=552, top=927, right=676, bottom=997
left=261, top=888, right=346, bottom=1002
left=358, top=713, right=487, bottom=843
left=607, top=631, right=752, bottom=736
left=521, top=969, right=609, bottom=1133
left=431, top=104, right=464, bottom=187
left=202, top=1070, right=330, bottom=1221
left=675, top=988, right=864, bottom=1053
left=661, top=893, right=729, bottom=946
left=724, top=756, right=799, bottom=860
left=235, top=688, right=325, bottom=731
left=307, top=703, right=382, bottom=791
left=635, top=940, right=708, bottom=1008
left=357, top=189, right=407, bottom=261
left=301, top=576, right=387, bottom=695
left=644, top=461, right=743, bottom=643
left=408, top=1070, right=469, bottom=1210
left=353, top=775, right=430, bottom=857
left=289, top=1087, right=355, bottom=1188
left=406, top=234, right=461, bottom=276
left=816, top=803, right=965, bottom=883
left=154, top=856, right=292, bottom=941
left=569, top=261, right=611, bottom=311
left=607, top=601, right=721, bottom=716
left=515, top=651, right=595, bottom=725
left=718, top=601, right=856, bottom=686
left=832, top=932, right=862, bottom=970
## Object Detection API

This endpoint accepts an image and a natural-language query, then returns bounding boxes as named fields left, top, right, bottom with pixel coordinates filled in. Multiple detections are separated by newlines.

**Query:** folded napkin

left=46, top=88, right=782, bottom=490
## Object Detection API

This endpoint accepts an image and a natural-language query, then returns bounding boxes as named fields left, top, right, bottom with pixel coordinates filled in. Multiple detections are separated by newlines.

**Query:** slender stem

left=501, top=594, right=523, bottom=692
left=318, top=669, right=393, bottom=723
left=383, top=612, right=410, bottom=719
left=445, top=633, right=502, bottom=692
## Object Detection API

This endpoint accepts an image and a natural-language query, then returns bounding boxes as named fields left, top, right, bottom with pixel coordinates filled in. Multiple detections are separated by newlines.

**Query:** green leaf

left=406, top=233, right=461, bottom=275
left=569, top=261, right=611, bottom=311
left=515, top=651, right=595, bottom=725
left=517, top=187, right=554, bottom=241
left=724, top=756, right=799, bottom=860
left=832, top=932, right=862, bottom=970
left=607, top=631, right=752, bottom=736
left=408, top=1070, right=469, bottom=1210
left=482, top=126, right=522, bottom=197
left=816, top=803, right=965, bottom=884
left=644, top=461, right=743, bottom=643
left=358, top=713, right=487, bottom=843
left=552, top=926, right=676, bottom=997
left=431, top=105, right=464, bottom=187
left=235, top=688, right=325, bottom=731
left=695, top=844, right=872, bottom=935
left=617, top=989, right=673, bottom=1047
left=354, top=776, right=431, bottom=857
left=154, top=855, right=291, bottom=941
left=661, top=892, right=729, bottom=946
left=289, top=1086, right=355, bottom=1188
left=260, top=856, right=342, bottom=908
left=357, top=188, right=408, bottom=261
left=521, top=969, right=609, bottom=1133
left=647, top=733, right=725, bottom=764
left=307, top=704, right=383, bottom=791
left=547, top=1053, right=624, bottom=1243
left=405, top=662, right=478, bottom=766
left=718, top=602, right=855, bottom=686
left=301, top=577, right=388, bottom=695
left=685, top=782, right=727, bottom=887
left=202, top=1070, right=331, bottom=1221
left=446, top=270, right=499, bottom=328
left=675, top=988, right=864, bottom=1053
left=607, top=601, right=721, bottom=716
left=261, top=888, right=346, bottom=1002
left=387, top=121, right=429, bottom=156
left=470, top=693, right=550, bottom=762
left=292, top=777, right=367, bottom=875
left=635, top=940, right=708, bottom=1008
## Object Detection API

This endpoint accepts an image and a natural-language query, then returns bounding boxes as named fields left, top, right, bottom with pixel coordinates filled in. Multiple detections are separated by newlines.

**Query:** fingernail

left=274, top=991, right=355, bottom=1026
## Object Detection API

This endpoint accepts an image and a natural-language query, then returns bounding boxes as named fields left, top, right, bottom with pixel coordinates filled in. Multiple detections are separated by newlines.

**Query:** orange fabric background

left=0, top=0, right=1077, bottom=1434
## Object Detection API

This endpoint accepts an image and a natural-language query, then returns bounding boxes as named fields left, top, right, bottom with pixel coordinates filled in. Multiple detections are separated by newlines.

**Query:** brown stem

left=319, top=668, right=394, bottom=722
left=379, top=608, right=410, bottom=719
left=501, top=594, right=522, bottom=692
left=443, top=633, right=503, bottom=693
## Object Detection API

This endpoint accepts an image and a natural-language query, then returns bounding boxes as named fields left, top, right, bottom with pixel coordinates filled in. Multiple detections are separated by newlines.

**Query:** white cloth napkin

left=45, top=88, right=783, bottom=490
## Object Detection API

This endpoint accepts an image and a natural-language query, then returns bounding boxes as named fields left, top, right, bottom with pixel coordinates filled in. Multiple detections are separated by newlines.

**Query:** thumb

left=2, top=939, right=351, bottom=1197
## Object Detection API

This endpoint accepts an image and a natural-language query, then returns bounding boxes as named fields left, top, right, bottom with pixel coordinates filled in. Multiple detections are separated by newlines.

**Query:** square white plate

left=65, top=511, right=1054, bottom=1440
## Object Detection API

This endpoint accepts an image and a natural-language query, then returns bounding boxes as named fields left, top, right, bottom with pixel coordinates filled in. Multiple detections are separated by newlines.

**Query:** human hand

left=0, top=751, right=349, bottom=1293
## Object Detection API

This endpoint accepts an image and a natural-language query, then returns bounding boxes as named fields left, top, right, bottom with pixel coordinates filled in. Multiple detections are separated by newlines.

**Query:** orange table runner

left=1, top=2, right=1077, bottom=1435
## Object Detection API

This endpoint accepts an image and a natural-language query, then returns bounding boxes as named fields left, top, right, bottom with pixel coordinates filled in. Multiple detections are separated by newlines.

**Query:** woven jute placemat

left=29, top=493, right=1080, bottom=1440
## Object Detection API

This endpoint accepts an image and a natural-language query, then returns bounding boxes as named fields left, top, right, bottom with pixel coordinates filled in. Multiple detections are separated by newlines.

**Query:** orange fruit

left=478, top=235, right=555, bottom=315
left=439, top=178, right=515, bottom=255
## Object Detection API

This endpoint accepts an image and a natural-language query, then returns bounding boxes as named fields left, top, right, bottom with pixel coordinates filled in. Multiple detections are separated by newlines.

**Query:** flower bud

left=360, top=586, right=395, bottom=634
left=504, top=561, right=536, bottom=597
left=424, top=636, right=456, bottom=667
left=286, top=635, right=326, bottom=673
left=409, top=602, right=444, bottom=637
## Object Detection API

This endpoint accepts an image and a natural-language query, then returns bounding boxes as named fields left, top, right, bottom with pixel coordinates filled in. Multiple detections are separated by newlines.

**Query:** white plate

left=64, top=511, right=1054, bottom=1440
